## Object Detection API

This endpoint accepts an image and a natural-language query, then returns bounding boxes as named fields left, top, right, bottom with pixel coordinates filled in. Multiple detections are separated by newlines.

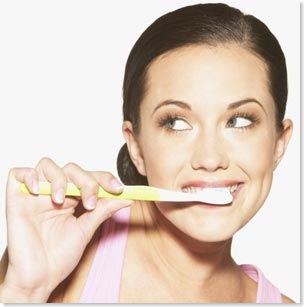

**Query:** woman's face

left=124, top=44, right=292, bottom=242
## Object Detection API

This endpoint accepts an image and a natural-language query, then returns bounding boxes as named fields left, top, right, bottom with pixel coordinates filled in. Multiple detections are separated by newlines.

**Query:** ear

left=122, top=121, right=147, bottom=176
left=273, top=119, right=293, bottom=170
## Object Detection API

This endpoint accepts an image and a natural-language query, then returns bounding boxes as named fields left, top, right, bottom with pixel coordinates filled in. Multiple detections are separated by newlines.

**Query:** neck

left=128, top=201, right=247, bottom=302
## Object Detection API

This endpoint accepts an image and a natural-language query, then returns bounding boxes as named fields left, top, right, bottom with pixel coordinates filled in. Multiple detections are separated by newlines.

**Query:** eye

left=166, top=118, right=191, bottom=131
left=158, top=115, right=192, bottom=131
left=227, top=115, right=253, bottom=128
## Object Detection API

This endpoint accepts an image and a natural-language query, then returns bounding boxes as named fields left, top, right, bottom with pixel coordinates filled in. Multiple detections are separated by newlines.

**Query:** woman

left=0, top=3, right=295, bottom=303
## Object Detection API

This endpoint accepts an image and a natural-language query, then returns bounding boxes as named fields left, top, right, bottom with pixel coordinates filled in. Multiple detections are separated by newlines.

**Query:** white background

left=0, top=0, right=300, bottom=303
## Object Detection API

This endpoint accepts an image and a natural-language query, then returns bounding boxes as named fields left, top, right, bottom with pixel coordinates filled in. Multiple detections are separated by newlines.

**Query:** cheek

left=139, top=132, right=190, bottom=187
left=227, top=125, right=276, bottom=168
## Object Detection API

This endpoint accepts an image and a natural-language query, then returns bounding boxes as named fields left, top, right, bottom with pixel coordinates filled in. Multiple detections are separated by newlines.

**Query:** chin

left=155, top=202, right=250, bottom=243
left=186, top=227, right=238, bottom=243
left=170, top=216, right=242, bottom=244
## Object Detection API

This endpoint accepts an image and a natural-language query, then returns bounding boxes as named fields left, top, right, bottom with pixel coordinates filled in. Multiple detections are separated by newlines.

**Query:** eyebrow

left=227, top=98, right=266, bottom=113
left=152, top=100, right=191, bottom=114
left=152, top=98, right=266, bottom=114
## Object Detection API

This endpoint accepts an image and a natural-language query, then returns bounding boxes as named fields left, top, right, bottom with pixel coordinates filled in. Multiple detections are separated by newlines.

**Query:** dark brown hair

left=117, top=3, right=287, bottom=185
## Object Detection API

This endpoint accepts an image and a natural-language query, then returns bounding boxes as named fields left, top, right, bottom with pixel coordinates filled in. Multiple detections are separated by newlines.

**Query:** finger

left=91, top=171, right=124, bottom=194
left=77, top=198, right=133, bottom=244
left=6, top=165, right=79, bottom=215
left=35, top=157, right=67, bottom=205
left=63, top=163, right=101, bottom=211
left=6, top=167, right=43, bottom=215
left=7, top=167, right=39, bottom=195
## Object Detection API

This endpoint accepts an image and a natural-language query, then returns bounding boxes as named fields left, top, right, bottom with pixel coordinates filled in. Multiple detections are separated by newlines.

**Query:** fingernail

left=87, top=195, right=97, bottom=210
left=111, top=178, right=123, bottom=191
left=32, top=181, right=39, bottom=195
left=55, top=188, right=65, bottom=204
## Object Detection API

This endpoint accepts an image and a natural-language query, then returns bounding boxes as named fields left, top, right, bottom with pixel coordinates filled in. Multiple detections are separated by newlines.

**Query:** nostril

left=191, top=156, right=229, bottom=172
left=190, top=134, right=230, bottom=171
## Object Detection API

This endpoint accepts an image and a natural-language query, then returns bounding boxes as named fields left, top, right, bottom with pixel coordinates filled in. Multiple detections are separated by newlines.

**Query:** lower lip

left=178, top=201, right=230, bottom=209
left=198, top=202, right=231, bottom=209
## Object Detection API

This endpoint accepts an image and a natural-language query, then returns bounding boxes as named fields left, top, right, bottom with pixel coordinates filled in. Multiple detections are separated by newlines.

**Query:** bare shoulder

left=281, top=293, right=295, bottom=303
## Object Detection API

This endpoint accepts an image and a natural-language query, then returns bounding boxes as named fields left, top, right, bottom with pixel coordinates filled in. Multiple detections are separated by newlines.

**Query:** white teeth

left=229, top=184, right=238, bottom=193
left=182, top=184, right=238, bottom=194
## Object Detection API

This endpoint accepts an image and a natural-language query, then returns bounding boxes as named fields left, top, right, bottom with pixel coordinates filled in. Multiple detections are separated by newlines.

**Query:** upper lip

left=181, top=180, right=242, bottom=190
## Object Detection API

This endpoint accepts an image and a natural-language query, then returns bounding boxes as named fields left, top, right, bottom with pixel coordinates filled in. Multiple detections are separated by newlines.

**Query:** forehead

left=143, top=44, right=274, bottom=111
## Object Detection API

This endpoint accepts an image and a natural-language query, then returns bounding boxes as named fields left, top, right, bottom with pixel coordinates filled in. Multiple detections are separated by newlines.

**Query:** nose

left=191, top=130, right=229, bottom=172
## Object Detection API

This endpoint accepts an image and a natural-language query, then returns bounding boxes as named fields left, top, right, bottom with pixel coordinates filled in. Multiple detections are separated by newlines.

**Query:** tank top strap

left=80, top=213, right=281, bottom=303
left=240, top=264, right=282, bottom=303
left=79, top=206, right=131, bottom=303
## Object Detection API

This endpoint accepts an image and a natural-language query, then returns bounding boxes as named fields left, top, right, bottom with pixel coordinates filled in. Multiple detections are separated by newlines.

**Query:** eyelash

left=157, top=114, right=190, bottom=133
left=226, top=112, right=259, bottom=130
left=157, top=112, right=259, bottom=133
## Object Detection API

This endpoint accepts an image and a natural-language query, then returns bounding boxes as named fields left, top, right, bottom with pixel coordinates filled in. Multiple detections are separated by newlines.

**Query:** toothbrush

left=20, top=182, right=233, bottom=205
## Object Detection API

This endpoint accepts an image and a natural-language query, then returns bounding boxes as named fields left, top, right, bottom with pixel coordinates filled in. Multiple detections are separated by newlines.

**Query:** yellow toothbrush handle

left=115, top=185, right=160, bottom=201
left=20, top=182, right=160, bottom=201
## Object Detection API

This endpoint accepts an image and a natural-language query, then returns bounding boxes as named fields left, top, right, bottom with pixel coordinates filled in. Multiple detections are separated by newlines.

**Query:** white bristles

left=157, top=187, right=233, bottom=205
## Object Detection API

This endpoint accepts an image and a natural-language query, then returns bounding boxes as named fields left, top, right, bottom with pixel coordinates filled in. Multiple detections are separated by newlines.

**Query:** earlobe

left=122, top=121, right=147, bottom=176
left=274, top=119, right=293, bottom=170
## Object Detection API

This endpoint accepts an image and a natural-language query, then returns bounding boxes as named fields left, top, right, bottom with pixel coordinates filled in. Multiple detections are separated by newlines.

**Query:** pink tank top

left=79, top=207, right=282, bottom=303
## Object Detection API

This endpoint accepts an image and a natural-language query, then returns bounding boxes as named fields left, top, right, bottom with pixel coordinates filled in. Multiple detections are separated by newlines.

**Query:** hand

left=2, top=157, right=132, bottom=302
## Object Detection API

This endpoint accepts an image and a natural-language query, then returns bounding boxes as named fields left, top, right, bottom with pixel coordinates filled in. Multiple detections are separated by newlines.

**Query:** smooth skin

left=124, top=45, right=292, bottom=243
left=0, top=44, right=294, bottom=302
left=120, top=44, right=293, bottom=302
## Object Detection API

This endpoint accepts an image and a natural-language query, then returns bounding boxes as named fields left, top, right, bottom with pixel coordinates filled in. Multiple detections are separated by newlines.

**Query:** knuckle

left=8, top=166, right=17, bottom=175
left=83, top=181, right=100, bottom=195
left=27, top=168, right=37, bottom=176
left=8, top=167, right=35, bottom=180
left=54, top=176, right=67, bottom=186
left=63, top=162, right=79, bottom=171
left=38, top=156, right=53, bottom=166
left=95, top=171, right=113, bottom=180
left=93, top=171, right=116, bottom=186
left=24, top=169, right=38, bottom=182
left=8, top=167, right=17, bottom=179
left=102, top=171, right=113, bottom=178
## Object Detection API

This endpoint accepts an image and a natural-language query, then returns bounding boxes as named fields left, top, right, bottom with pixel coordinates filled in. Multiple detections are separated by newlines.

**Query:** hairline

left=133, top=41, right=280, bottom=133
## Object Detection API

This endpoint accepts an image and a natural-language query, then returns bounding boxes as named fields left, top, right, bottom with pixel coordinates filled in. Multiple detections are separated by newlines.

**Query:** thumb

left=76, top=198, right=133, bottom=244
